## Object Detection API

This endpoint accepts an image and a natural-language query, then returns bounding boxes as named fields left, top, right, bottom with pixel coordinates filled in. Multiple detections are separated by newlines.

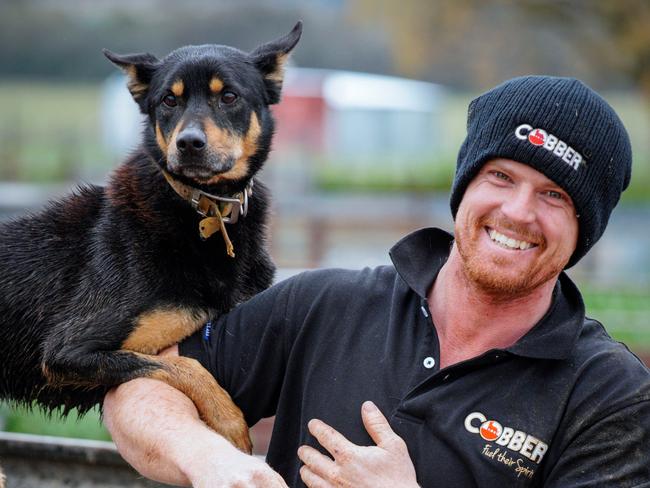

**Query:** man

left=104, top=76, right=650, bottom=487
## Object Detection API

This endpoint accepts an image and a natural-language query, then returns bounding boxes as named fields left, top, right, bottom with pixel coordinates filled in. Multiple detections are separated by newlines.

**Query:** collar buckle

left=189, top=181, right=253, bottom=224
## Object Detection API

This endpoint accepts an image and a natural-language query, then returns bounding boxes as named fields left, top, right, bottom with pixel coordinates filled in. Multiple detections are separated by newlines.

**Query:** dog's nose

left=176, top=128, right=206, bottom=154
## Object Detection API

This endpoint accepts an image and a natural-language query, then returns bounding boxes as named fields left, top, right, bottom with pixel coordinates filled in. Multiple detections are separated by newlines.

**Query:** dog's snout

left=176, top=128, right=207, bottom=154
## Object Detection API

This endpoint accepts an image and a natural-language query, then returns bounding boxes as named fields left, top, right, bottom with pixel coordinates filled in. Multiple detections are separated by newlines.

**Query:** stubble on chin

left=455, top=216, right=561, bottom=300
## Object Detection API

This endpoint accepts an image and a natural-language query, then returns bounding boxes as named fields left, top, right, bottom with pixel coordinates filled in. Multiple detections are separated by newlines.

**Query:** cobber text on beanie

left=449, top=75, right=632, bottom=268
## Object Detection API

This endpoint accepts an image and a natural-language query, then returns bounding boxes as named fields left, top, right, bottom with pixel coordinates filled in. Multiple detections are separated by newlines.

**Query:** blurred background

left=0, top=0, right=648, bottom=451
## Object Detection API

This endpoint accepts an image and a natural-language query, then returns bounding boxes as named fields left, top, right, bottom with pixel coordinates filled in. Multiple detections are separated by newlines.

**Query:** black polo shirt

left=180, top=227, right=650, bottom=487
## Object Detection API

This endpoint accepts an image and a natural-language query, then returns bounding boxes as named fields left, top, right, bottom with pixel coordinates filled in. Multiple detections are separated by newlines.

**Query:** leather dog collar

left=161, top=169, right=253, bottom=258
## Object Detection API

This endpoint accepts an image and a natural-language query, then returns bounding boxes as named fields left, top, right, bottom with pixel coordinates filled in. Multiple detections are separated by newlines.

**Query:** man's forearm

left=104, top=377, right=213, bottom=486
left=103, top=377, right=289, bottom=488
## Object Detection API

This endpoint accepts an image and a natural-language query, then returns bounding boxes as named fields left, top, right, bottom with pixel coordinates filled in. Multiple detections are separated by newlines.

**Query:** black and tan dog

left=0, top=22, right=302, bottom=463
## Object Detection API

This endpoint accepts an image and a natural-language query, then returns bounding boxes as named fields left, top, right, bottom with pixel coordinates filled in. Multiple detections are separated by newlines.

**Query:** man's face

left=454, top=158, right=579, bottom=298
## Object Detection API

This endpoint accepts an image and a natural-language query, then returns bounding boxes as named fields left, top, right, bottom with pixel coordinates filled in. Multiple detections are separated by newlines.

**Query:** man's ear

left=103, top=49, right=159, bottom=112
left=250, top=21, right=302, bottom=104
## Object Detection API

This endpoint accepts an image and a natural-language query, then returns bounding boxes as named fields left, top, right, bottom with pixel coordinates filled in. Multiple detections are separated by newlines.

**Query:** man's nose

left=501, top=185, right=536, bottom=224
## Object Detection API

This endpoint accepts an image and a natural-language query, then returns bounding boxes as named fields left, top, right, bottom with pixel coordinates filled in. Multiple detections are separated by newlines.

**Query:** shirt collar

left=389, top=227, right=454, bottom=299
left=389, top=227, right=585, bottom=361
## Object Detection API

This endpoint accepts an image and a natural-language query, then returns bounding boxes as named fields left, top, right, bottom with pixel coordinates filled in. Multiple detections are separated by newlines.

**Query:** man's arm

left=103, top=347, right=288, bottom=488
left=541, top=399, right=650, bottom=487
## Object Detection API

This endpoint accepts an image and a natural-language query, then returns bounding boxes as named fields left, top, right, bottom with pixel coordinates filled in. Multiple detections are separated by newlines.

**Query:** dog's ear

left=250, top=21, right=302, bottom=104
left=103, top=49, right=159, bottom=111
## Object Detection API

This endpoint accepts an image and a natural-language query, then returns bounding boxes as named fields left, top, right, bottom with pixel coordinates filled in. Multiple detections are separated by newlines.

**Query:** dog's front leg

left=144, top=353, right=252, bottom=454
left=41, top=326, right=252, bottom=453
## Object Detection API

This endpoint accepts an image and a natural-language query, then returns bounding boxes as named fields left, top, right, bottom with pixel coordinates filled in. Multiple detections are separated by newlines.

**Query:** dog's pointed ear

left=250, top=21, right=302, bottom=104
left=103, top=49, right=159, bottom=111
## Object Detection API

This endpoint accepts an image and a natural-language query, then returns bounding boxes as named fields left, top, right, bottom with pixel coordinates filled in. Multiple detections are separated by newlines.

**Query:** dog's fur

left=0, top=22, right=302, bottom=462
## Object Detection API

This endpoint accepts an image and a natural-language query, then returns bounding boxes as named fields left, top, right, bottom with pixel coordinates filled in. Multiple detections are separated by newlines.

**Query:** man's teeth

left=488, top=229, right=534, bottom=250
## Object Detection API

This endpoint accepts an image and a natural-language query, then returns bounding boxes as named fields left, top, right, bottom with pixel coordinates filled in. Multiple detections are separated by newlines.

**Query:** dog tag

left=199, top=217, right=221, bottom=240
left=199, top=216, right=236, bottom=258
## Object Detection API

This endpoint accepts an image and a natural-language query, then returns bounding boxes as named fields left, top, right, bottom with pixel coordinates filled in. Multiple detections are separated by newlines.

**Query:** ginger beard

left=454, top=212, right=570, bottom=300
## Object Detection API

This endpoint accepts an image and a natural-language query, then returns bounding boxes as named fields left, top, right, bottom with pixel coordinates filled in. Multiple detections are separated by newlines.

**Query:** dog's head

left=104, top=22, right=301, bottom=191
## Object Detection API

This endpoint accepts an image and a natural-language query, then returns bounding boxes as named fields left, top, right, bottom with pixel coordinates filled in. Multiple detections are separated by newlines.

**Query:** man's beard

left=455, top=215, right=564, bottom=300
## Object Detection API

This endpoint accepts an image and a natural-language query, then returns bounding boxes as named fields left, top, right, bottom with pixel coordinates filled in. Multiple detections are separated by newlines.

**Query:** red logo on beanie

left=528, top=129, right=546, bottom=146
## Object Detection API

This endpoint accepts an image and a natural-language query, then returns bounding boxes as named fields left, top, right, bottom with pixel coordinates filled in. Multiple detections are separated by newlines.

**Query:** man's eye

left=492, top=171, right=511, bottom=181
left=162, top=94, right=177, bottom=107
left=546, top=190, right=564, bottom=200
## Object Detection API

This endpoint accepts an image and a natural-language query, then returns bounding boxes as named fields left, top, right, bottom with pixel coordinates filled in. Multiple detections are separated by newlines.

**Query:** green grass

left=581, top=286, right=650, bottom=351
left=0, top=403, right=111, bottom=441
left=0, top=81, right=649, bottom=199
left=314, top=154, right=650, bottom=198
left=315, top=156, right=457, bottom=193
left=0, top=81, right=111, bottom=182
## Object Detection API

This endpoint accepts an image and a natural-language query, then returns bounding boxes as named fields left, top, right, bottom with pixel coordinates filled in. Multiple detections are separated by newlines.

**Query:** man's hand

left=297, top=401, right=419, bottom=488
left=187, top=445, right=288, bottom=488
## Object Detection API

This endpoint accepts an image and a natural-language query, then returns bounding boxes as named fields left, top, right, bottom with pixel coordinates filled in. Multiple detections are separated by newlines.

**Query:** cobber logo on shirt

left=515, top=123, right=584, bottom=171
left=479, top=420, right=502, bottom=441
left=464, top=412, right=548, bottom=464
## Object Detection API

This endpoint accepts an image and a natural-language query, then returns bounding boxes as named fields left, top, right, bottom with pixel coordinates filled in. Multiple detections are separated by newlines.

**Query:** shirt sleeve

left=178, top=273, right=304, bottom=426
left=543, top=397, right=650, bottom=487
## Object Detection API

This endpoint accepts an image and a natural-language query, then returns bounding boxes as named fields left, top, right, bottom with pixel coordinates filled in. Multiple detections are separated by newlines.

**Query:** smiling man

left=104, top=76, right=650, bottom=487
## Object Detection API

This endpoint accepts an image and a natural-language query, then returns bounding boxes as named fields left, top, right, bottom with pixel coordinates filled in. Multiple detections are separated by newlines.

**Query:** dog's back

left=0, top=186, right=106, bottom=406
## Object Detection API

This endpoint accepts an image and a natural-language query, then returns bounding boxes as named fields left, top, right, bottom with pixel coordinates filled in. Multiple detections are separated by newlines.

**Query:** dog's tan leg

left=145, top=355, right=252, bottom=454
left=43, top=349, right=252, bottom=453
left=0, top=466, right=5, bottom=488
left=42, top=307, right=252, bottom=453
left=120, top=307, right=252, bottom=452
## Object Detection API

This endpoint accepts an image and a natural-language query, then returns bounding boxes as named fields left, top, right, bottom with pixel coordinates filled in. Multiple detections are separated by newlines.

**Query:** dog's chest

left=155, top=234, right=249, bottom=304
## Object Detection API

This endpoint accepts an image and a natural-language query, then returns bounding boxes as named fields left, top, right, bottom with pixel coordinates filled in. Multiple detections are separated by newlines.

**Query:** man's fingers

left=300, top=465, right=332, bottom=488
left=298, top=445, right=338, bottom=481
left=307, top=419, right=354, bottom=460
left=361, top=401, right=399, bottom=448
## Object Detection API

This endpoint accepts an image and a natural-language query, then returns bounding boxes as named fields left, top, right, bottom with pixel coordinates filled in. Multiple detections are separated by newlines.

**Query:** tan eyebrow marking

left=171, top=79, right=184, bottom=97
left=209, top=77, right=224, bottom=93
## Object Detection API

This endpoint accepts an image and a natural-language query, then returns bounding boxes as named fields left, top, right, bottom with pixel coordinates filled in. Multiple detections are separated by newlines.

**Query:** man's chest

left=295, top=334, right=568, bottom=487
left=389, top=360, right=562, bottom=487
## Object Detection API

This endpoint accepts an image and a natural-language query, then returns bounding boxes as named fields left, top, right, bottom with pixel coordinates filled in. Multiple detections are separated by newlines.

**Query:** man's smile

left=485, top=227, right=538, bottom=251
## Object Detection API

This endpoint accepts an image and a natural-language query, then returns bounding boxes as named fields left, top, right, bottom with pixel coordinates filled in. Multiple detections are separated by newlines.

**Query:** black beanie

left=450, top=76, right=632, bottom=268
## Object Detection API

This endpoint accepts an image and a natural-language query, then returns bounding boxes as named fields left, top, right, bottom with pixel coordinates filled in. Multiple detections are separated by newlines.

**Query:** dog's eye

left=220, top=91, right=238, bottom=105
left=162, top=94, right=177, bottom=107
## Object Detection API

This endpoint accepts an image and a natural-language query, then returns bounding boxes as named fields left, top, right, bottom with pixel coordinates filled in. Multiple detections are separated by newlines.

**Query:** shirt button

left=423, top=357, right=436, bottom=369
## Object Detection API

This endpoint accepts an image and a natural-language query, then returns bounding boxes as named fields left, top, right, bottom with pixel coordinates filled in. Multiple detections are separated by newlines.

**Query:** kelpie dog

left=0, top=22, right=302, bottom=469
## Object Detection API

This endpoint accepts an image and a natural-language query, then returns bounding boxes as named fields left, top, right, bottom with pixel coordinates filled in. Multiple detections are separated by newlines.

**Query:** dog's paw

left=205, top=414, right=253, bottom=454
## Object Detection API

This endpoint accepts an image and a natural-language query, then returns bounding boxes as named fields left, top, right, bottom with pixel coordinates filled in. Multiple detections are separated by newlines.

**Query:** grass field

left=1, top=81, right=649, bottom=196
left=0, top=81, right=112, bottom=182
left=582, top=286, right=650, bottom=349
left=0, top=404, right=110, bottom=441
